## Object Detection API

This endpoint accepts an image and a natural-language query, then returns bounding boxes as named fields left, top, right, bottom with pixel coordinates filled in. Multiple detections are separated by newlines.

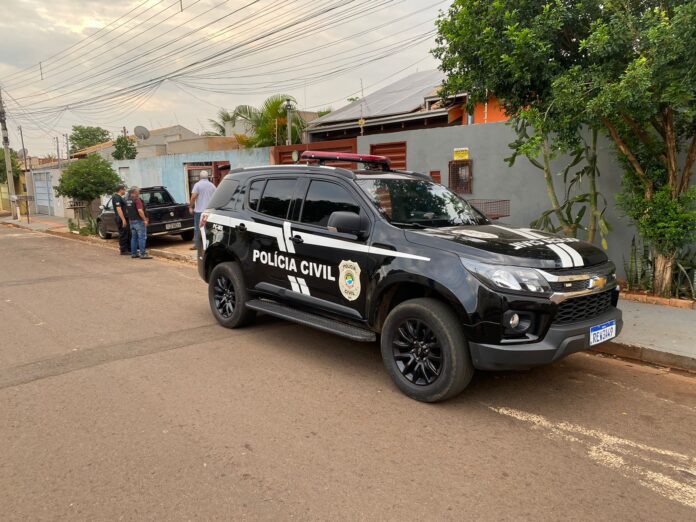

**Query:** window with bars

left=448, top=160, right=473, bottom=194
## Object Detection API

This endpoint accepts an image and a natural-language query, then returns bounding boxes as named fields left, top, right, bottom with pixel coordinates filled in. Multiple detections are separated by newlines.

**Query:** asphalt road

left=1, top=226, right=695, bottom=521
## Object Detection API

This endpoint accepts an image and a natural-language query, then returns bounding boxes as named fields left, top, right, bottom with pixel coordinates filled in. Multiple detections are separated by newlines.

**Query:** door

left=287, top=178, right=372, bottom=318
left=244, top=176, right=300, bottom=290
left=102, top=197, right=118, bottom=233
left=33, top=172, right=53, bottom=215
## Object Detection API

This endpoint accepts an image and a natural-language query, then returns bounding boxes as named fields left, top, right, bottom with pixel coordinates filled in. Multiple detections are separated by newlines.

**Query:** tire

left=97, top=220, right=111, bottom=240
left=180, top=230, right=194, bottom=242
left=208, top=262, right=256, bottom=329
left=380, top=298, right=473, bottom=402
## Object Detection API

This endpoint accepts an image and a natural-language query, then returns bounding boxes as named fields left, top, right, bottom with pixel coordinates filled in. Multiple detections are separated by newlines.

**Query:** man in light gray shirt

left=189, top=170, right=217, bottom=249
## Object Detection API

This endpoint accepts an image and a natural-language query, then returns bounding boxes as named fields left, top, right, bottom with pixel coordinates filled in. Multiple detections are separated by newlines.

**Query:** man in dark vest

left=125, top=186, right=152, bottom=259
left=112, top=184, right=130, bottom=255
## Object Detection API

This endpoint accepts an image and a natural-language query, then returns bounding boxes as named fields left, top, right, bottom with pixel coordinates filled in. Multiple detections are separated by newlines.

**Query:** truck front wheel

left=380, top=298, right=473, bottom=402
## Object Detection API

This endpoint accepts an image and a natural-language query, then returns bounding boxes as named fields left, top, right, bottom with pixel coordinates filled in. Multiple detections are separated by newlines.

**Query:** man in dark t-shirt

left=125, top=186, right=152, bottom=259
left=113, top=184, right=130, bottom=255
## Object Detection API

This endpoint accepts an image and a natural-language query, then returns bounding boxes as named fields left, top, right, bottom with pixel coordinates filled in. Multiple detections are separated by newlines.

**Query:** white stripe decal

left=206, top=214, right=430, bottom=262
left=557, top=243, right=584, bottom=267
left=490, top=224, right=537, bottom=239
left=546, top=244, right=574, bottom=268
left=296, top=277, right=311, bottom=296
left=491, top=225, right=581, bottom=267
left=287, top=275, right=301, bottom=293
left=207, top=214, right=287, bottom=252
left=283, top=221, right=295, bottom=254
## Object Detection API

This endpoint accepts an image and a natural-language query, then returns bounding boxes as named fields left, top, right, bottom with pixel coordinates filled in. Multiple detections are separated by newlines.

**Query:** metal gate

left=33, top=172, right=54, bottom=215
left=370, top=142, right=407, bottom=170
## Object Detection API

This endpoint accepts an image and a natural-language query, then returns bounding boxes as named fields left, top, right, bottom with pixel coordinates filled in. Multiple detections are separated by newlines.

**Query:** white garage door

left=34, top=172, right=54, bottom=215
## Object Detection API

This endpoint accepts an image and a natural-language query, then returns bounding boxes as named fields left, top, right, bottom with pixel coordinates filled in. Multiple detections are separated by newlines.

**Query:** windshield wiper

left=390, top=221, right=429, bottom=229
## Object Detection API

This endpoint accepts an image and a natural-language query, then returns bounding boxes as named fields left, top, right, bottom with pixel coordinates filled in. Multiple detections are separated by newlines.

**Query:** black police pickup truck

left=198, top=151, right=622, bottom=402
left=98, top=186, right=194, bottom=241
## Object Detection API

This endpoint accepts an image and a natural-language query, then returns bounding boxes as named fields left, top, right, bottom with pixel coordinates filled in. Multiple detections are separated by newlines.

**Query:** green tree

left=69, top=125, right=111, bottom=155
left=207, top=108, right=234, bottom=136
left=112, top=135, right=138, bottom=160
left=230, top=95, right=305, bottom=148
left=551, top=0, right=696, bottom=296
left=54, top=154, right=120, bottom=216
left=0, top=148, right=22, bottom=183
left=434, top=0, right=609, bottom=246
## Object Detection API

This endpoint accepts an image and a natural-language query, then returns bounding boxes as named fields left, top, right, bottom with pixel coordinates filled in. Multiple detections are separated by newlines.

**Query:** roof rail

left=300, top=151, right=391, bottom=171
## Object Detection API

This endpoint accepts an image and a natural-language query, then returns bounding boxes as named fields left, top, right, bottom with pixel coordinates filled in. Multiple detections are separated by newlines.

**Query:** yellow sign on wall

left=454, top=147, right=470, bottom=160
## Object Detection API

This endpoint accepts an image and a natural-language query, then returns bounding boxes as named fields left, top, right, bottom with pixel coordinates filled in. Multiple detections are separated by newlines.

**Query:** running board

left=246, top=299, right=376, bottom=342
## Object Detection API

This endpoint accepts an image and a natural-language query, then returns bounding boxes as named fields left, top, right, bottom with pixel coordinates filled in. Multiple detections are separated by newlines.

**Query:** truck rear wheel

left=380, top=298, right=473, bottom=402
left=208, top=262, right=256, bottom=329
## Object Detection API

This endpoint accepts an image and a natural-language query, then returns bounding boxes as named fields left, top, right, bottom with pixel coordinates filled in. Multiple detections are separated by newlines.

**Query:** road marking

left=490, top=406, right=696, bottom=509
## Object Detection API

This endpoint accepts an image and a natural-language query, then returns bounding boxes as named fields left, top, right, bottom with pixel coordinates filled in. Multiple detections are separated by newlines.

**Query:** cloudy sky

left=0, top=0, right=447, bottom=156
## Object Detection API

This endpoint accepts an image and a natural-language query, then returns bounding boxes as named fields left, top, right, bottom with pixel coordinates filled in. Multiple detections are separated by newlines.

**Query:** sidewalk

left=1, top=217, right=693, bottom=371
left=599, top=300, right=696, bottom=371
left=0, top=214, right=71, bottom=232
left=0, top=214, right=197, bottom=263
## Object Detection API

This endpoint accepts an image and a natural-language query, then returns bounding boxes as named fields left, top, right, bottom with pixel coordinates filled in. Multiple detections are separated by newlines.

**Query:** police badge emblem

left=338, top=260, right=361, bottom=301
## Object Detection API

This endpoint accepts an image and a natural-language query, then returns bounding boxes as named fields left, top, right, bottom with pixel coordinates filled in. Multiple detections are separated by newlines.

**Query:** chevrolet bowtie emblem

left=589, top=276, right=607, bottom=290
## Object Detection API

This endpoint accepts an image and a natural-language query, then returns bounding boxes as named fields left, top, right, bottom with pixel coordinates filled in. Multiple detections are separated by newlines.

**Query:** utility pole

left=285, top=98, right=293, bottom=146
left=56, top=137, right=61, bottom=169
left=64, top=133, right=70, bottom=159
left=18, top=126, right=28, bottom=172
left=0, top=88, right=19, bottom=219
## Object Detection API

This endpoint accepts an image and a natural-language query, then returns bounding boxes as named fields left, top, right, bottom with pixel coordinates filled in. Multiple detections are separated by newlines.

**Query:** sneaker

left=131, top=255, right=139, bottom=259
left=120, top=251, right=131, bottom=256
left=140, top=254, right=153, bottom=259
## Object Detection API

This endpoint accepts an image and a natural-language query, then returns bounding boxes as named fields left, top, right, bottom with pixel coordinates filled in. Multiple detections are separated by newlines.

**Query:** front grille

left=545, top=261, right=614, bottom=277
left=549, top=280, right=589, bottom=292
left=554, top=290, right=613, bottom=325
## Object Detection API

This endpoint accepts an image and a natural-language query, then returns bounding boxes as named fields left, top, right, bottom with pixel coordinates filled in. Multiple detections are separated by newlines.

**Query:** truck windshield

left=357, top=178, right=489, bottom=228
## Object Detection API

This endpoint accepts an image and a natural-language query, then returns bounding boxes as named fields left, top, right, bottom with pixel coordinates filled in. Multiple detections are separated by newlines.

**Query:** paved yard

left=1, top=227, right=695, bottom=520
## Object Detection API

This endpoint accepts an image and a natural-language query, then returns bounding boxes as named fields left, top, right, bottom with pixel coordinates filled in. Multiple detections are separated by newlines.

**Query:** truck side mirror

left=327, top=211, right=366, bottom=238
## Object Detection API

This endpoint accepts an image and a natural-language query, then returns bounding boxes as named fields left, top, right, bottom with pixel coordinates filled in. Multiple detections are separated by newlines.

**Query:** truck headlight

left=462, top=259, right=551, bottom=295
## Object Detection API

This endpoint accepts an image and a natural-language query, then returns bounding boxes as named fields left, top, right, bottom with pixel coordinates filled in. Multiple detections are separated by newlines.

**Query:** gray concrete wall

left=358, top=124, right=636, bottom=276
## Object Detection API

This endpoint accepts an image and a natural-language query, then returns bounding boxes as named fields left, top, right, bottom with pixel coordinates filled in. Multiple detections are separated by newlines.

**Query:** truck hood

left=405, top=223, right=607, bottom=270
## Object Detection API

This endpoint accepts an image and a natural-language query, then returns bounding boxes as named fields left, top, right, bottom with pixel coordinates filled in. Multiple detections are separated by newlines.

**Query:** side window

left=257, top=178, right=297, bottom=219
left=301, top=180, right=361, bottom=227
left=104, top=198, right=113, bottom=211
left=247, top=180, right=265, bottom=211
left=207, top=179, right=240, bottom=210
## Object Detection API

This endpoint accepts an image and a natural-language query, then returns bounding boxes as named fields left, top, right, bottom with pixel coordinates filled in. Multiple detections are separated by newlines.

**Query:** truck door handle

left=290, top=234, right=304, bottom=244
left=237, top=223, right=247, bottom=232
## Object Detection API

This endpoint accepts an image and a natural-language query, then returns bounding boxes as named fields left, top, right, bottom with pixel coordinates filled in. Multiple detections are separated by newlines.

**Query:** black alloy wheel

left=207, top=261, right=256, bottom=329
left=381, top=297, right=473, bottom=402
left=392, top=319, right=443, bottom=386
left=213, top=275, right=236, bottom=319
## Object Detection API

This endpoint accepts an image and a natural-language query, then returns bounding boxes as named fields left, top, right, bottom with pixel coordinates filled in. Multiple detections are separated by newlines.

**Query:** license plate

left=590, top=320, right=616, bottom=346
left=165, top=221, right=182, bottom=230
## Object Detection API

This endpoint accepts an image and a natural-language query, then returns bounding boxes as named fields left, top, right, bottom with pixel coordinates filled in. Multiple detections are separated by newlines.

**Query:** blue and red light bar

left=299, top=150, right=391, bottom=171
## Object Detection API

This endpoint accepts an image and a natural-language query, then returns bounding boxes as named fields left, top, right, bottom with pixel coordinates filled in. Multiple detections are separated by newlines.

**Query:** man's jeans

left=130, top=219, right=147, bottom=257
left=194, top=212, right=202, bottom=247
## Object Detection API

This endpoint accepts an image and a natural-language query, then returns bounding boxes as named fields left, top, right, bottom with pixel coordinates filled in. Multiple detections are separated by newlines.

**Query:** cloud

left=1, top=0, right=444, bottom=155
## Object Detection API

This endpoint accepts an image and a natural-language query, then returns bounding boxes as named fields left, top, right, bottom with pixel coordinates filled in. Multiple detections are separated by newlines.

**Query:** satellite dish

left=134, top=126, right=150, bottom=140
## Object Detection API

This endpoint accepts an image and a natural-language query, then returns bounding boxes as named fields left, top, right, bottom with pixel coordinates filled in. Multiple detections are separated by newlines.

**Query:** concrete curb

left=2, top=221, right=693, bottom=372
left=1, top=222, right=197, bottom=266
left=591, top=343, right=696, bottom=373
